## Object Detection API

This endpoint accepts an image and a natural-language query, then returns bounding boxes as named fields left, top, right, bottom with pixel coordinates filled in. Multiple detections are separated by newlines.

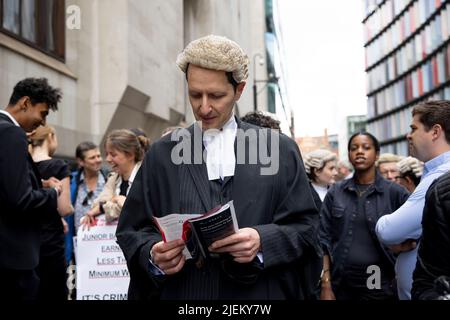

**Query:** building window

left=267, top=83, right=276, bottom=114
left=1, top=0, right=65, bottom=60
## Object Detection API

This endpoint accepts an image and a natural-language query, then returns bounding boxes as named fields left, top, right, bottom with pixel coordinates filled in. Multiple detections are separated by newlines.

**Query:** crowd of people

left=1, top=35, right=450, bottom=301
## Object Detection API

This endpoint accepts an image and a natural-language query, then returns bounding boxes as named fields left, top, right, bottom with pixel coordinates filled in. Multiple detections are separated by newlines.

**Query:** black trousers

left=0, top=268, right=40, bottom=300
left=37, top=246, right=68, bottom=300
left=335, top=265, right=397, bottom=301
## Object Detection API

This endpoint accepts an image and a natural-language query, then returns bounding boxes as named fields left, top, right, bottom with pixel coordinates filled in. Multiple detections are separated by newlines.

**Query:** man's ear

left=18, top=96, right=31, bottom=111
left=235, top=81, right=246, bottom=100
left=431, top=124, right=443, bottom=141
left=405, top=176, right=414, bottom=185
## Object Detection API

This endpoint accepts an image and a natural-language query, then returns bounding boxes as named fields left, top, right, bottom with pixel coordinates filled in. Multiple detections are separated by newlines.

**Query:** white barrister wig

left=375, top=153, right=404, bottom=167
left=303, top=149, right=338, bottom=175
left=397, top=156, right=424, bottom=178
left=176, top=35, right=250, bottom=83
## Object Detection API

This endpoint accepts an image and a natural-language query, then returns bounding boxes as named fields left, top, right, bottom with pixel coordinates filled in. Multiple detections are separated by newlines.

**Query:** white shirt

left=202, top=115, right=237, bottom=181
left=0, top=110, right=20, bottom=127
left=312, top=183, right=328, bottom=202
left=149, top=115, right=264, bottom=273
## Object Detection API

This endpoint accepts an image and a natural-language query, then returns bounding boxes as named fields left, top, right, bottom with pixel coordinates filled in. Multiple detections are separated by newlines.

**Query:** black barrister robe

left=116, top=118, right=322, bottom=300
left=0, top=113, right=57, bottom=270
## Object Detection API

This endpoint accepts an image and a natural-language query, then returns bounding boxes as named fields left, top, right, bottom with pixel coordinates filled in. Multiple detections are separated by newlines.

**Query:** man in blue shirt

left=376, top=100, right=450, bottom=300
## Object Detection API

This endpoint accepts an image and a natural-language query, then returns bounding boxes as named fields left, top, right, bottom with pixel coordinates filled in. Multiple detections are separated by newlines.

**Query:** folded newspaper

left=153, top=200, right=238, bottom=262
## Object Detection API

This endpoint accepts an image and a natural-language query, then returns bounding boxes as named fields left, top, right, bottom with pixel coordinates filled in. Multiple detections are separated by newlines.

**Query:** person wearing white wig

left=395, top=156, right=424, bottom=193
left=117, top=34, right=321, bottom=300
left=336, top=160, right=354, bottom=181
left=304, top=149, right=338, bottom=209
left=376, top=153, right=404, bottom=182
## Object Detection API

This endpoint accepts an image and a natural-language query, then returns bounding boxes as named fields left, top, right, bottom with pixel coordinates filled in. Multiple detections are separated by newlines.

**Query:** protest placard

left=76, top=215, right=129, bottom=300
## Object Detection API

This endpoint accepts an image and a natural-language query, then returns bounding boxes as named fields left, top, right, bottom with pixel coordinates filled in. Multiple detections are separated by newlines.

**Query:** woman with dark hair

left=319, top=132, right=409, bottom=300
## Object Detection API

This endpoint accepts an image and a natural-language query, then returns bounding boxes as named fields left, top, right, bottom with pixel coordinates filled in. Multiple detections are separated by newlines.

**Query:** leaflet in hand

left=152, top=213, right=202, bottom=259
left=153, top=200, right=238, bottom=261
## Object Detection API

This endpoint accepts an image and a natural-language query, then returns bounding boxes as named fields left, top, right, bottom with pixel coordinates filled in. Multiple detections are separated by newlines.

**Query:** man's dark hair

left=225, top=72, right=239, bottom=92
left=400, top=171, right=421, bottom=187
left=76, top=141, right=98, bottom=160
left=347, top=131, right=380, bottom=152
left=412, top=100, right=450, bottom=144
left=185, top=63, right=239, bottom=92
left=8, top=77, right=62, bottom=111
left=241, top=111, right=281, bottom=131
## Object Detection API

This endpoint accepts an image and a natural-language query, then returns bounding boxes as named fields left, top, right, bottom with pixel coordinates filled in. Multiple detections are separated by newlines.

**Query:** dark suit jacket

left=412, top=171, right=450, bottom=300
left=0, top=113, right=57, bottom=270
left=117, top=118, right=321, bottom=300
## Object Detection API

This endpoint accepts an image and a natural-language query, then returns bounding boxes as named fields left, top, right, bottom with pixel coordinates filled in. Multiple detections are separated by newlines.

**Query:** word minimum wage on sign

left=75, top=215, right=130, bottom=300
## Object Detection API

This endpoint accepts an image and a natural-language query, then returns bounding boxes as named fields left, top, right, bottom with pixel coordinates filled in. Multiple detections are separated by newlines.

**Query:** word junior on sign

left=82, top=233, right=116, bottom=241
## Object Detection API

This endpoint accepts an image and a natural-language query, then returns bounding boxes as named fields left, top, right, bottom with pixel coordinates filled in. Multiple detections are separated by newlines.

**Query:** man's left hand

left=389, top=239, right=417, bottom=254
left=111, top=195, right=126, bottom=207
left=209, top=228, right=261, bottom=263
left=42, top=177, right=62, bottom=192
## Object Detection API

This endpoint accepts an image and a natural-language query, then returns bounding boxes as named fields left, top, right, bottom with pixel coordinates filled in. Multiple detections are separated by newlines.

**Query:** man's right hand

left=151, top=240, right=186, bottom=275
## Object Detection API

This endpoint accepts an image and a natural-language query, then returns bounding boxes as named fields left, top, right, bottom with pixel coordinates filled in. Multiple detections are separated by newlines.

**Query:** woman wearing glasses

left=29, top=125, right=74, bottom=300
left=81, top=129, right=150, bottom=227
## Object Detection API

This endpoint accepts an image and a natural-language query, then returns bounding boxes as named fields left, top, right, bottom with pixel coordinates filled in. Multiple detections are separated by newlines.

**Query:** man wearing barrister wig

left=117, top=35, right=321, bottom=300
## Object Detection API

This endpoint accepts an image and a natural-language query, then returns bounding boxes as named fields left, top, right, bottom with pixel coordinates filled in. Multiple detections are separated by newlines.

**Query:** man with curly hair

left=0, top=78, right=62, bottom=300
left=241, top=111, right=281, bottom=131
